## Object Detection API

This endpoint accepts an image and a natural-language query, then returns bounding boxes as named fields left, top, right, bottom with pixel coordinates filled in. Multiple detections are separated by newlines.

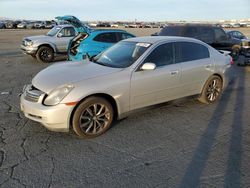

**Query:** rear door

left=174, top=41, right=213, bottom=95
left=130, top=42, right=182, bottom=110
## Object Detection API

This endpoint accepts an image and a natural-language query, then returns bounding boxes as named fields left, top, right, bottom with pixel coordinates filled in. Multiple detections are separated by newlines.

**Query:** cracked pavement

left=0, top=29, right=250, bottom=188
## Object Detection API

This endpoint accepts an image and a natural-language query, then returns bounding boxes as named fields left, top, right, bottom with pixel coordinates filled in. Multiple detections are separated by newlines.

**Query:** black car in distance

left=155, top=24, right=242, bottom=61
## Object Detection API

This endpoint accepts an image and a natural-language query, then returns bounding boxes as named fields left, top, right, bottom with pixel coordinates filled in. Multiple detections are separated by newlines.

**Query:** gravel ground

left=0, top=29, right=250, bottom=188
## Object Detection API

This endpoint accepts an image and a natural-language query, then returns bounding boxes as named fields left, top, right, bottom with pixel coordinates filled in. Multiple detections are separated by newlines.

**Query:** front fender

left=35, top=42, right=57, bottom=53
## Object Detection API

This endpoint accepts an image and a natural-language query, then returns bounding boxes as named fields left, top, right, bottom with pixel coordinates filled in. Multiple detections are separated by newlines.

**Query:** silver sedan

left=20, top=36, right=233, bottom=138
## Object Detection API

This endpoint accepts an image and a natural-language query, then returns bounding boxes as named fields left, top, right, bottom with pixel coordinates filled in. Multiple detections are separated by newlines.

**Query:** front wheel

left=198, top=75, right=223, bottom=104
left=36, top=46, right=54, bottom=63
left=72, top=97, right=114, bottom=138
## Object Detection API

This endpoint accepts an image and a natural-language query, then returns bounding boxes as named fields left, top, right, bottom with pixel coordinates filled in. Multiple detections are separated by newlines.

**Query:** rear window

left=94, top=33, right=117, bottom=43
left=158, top=26, right=184, bottom=36
left=175, top=42, right=210, bottom=63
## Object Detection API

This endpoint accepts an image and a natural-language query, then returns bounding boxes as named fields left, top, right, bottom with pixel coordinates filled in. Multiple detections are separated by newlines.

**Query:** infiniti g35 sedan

left=20, top=36, right=233, bottom=138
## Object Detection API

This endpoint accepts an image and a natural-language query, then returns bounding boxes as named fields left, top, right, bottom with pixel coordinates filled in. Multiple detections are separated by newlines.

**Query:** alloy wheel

left=205, top=78, right=222, bottom=102
left=79, top=103, right=111, bottom=135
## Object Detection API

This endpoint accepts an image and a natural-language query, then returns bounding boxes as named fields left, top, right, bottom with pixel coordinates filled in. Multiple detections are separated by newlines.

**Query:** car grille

left=24, top=85, right=44, bottom=103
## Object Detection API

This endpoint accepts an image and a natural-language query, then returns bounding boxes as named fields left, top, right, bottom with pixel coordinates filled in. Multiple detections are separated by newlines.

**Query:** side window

left=232, top=31, right=237, bottom=38
left=174, top=42, right=209, bottom=63
left=94, top=33, right=117, bottom=43
left=214, top=28, right=227, bottom=41
left=199, top=27, right=214, bottom=43
left=59, top=27, right=75, bottom=37
left=144, top=43, right=174, bottom=67
left=236, top=31, right=245, bottom=39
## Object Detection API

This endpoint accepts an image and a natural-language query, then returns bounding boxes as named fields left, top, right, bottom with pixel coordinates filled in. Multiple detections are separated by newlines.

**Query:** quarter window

left=144, top=43, right=174, bottom=67
left=174, top=42, right=209, bottom=63
left=94, top=33, right=118, bottom=43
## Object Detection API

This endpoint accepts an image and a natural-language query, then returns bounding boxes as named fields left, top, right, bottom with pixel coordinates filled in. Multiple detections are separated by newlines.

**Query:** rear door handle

left=170, top=70, right=179, bottom=75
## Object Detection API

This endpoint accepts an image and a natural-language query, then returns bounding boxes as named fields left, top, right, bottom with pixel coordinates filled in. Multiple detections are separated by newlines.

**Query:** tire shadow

left=179, top=66, right=244, bottom=187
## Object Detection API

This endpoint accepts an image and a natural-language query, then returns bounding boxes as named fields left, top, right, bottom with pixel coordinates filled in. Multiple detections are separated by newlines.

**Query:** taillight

left=230, top=57, right=234, bottom=65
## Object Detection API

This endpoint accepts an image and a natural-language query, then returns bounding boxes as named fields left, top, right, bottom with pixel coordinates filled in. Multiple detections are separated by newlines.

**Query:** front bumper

left=20, top=44, right=38, bottom=55
left=20, top=94, right=73, bottom=132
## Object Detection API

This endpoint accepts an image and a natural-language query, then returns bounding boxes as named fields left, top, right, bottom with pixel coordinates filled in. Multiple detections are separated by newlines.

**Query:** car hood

left=55, top=15, right=91, bottom=34
left=32, top=60, right=123, bottom=93
left=24, top=35, right=51, bottom=41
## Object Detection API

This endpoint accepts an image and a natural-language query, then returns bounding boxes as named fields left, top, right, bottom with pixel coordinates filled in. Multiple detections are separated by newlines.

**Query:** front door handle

left=170, top=70, right=179, bottom=75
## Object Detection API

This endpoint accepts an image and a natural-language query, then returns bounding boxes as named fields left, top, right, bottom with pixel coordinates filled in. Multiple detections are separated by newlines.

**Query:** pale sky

left=0, top=0, right=249, bottom=21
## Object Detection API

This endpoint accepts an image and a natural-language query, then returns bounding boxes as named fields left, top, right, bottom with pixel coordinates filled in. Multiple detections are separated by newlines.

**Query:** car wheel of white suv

left=36, top=46, right=54, bottom=63
left=72, top=97, right=114, bottom=138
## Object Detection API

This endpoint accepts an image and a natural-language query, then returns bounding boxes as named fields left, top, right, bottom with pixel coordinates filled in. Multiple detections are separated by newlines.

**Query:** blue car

left=56, top=16, right=135, bottom=61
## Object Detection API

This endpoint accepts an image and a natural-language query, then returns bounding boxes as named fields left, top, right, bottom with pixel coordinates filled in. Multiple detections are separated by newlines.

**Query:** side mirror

left=141, top=62, right=156, bottom=71
left=57, top=33, right=63, bottom=38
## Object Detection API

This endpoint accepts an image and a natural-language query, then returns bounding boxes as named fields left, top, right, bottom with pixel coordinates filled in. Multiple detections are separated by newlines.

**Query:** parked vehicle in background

left=0, top=21, right=6, bottom=29
left=34, top=21, right=46, bottom=29
left=226, top=30, right=248, bottom=40
left=21, top=25, right=77, bottom=62
left=5, top=21, right=21, bottom=29
left=226, top=30, right=250, bottom=64
left=96, top=23, right=111, bottom=27
left=111, top=24, right=119, bottom=28
left=17, top=21, right=29, bottom=29
left=26, top=21, right=35, bottom=29
left=156, top=24, right=242, bottom=60
left=56, top=15, right=135, bottom=61
left=69, top=29, right=135, bottom=60
left=44, top=21, right=56, bottom=29
left=20, top=36, right=233, bottom=138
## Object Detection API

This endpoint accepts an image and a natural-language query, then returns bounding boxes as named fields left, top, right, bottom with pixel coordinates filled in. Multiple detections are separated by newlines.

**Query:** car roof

left=91, top=29, right=128, bottom=33
left=165, top=23, right=219, bottom=28
left=124, top=36, right=204, bottom=44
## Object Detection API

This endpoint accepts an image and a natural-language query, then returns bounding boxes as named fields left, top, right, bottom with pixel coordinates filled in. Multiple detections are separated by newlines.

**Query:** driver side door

left=130, top=42, right=182, bottom=110
left=56, top=27, right=76, bottom=53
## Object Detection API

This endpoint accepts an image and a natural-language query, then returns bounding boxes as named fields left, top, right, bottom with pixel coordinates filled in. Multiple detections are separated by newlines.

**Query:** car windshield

left=47, top=26, right=61, bottom=36
left=93, top=41, right=151, bottom=68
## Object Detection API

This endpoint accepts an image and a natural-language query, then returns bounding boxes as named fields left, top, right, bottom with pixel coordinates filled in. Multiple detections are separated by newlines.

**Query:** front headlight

left=44, top=85, right=74, bottom=106
left=25, top=41, right=33, bottom=46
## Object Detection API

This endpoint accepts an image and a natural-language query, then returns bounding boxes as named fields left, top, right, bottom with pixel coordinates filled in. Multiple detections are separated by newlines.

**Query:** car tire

left=72, top=97, right=114, bottom=138
left=36, top=46, right=54, bottom=63
left=198, top=75, right=223, bottom=104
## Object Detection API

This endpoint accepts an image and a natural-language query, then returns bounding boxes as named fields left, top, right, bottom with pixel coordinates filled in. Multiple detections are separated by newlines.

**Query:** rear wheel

left=72, top=97, right=114, bottom=138
left=198, top=75, right=223, bottom=104
left=36, top=46, right=54, bottom=63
